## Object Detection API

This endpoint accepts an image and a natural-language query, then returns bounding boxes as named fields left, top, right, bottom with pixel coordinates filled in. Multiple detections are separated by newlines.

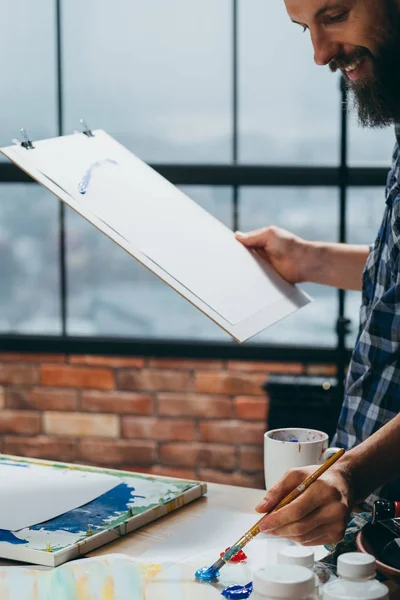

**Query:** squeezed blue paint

left=221, top=582, right=253, bottom=599
left=0, top=461, right=29, bottom=468
left=31, top=483, right=145, bottom=533
left=0, top=530, right=27, bottom=545
left=78, top=158, right=118, bottom=194
left=195, top=566, right=220, bottom=581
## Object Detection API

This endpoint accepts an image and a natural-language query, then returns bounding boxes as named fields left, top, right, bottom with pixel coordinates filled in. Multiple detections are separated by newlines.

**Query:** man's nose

left=311, top=28, right=340, bottom=66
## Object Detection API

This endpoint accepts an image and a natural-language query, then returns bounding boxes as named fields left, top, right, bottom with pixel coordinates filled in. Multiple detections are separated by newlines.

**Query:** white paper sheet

left=140, top=508, right=329, bottom=566
left=1, top=131, right=312, bottom=341
left=0, top=461, right=119, bottom=531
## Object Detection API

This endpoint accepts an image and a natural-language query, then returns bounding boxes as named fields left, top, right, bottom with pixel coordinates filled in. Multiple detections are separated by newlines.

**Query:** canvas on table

left=0, top=455, right=206, bottom=567
left=1, top=130, right=311, bottom=342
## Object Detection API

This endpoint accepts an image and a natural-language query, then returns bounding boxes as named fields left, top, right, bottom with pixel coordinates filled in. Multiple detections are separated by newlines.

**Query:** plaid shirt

left=333, top=129, right=400, bottom=503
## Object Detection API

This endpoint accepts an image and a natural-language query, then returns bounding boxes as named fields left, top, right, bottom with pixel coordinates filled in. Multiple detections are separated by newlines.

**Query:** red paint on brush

left=220, top=547, right=248, bottom=563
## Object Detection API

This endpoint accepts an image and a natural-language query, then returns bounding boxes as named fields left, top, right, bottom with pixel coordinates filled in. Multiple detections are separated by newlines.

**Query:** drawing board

left=1, top=131, right=311, bottom=342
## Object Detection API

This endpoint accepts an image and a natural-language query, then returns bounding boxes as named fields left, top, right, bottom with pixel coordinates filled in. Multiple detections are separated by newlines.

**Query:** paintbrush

left=196, top=448, right=345, bottom=580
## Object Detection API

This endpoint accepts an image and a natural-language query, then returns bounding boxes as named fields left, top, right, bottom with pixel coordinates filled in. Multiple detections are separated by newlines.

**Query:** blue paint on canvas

left=31, top=483, right=145, bottom=533
left=0, top=530, right=28, bottom=545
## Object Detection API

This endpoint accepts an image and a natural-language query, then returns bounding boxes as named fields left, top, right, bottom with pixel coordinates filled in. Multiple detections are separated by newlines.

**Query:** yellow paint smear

left=75, top=576, right=92, bottom=600
left=32, top=581, right=39, bottom=600
left=101, top=575, right=115, bottom=600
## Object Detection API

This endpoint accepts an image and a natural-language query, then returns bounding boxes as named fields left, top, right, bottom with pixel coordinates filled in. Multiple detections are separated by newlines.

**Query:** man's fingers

left=235, top=228, right=268, bottom=248
left=261, top=502, right=348, bottom=543
left=258, top=478, right=342, bottom=532
left=293, top=521, right=346, bottom=546
left=255, top=468, right=308, bottom=514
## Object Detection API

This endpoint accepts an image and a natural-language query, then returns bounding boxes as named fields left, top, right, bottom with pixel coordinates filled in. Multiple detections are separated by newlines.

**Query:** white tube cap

left=253, top=564, right=314, bottom=598
left=323, top=579, right=389, bottom=600
left=277, top=546, right=315, bottom=569
left=337, top=552, right=376, bottom=580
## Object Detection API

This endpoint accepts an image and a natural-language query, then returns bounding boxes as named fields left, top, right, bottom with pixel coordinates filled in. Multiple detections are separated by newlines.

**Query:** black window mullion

left=56, top=0, right=67, bottom=337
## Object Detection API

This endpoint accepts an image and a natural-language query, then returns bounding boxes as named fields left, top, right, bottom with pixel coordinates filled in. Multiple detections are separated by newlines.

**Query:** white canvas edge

left=0, top=455, right=207, bottom=567
left=1, top=142, right=312, bottom=343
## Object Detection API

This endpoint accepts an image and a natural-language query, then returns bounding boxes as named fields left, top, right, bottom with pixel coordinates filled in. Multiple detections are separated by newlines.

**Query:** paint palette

left=0, top=455, right=206, bottom=567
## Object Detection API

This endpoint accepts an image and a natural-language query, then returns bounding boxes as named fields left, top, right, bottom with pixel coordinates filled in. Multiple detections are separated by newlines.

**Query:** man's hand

left=236, top=226, right=310, bottom=284
left=255, top=465, right=354, bottom=546
left=236, top=226, right=369, bottom=291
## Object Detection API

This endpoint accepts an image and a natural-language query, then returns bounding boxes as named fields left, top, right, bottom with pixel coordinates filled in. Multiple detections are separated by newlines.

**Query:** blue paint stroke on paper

left=221, top=582, right=253, bottom=599
left=31, top=483, right=145, bottom=533
left=78, top=158, right=118, bottom=194
left=0, top=530, right=28, bottom=545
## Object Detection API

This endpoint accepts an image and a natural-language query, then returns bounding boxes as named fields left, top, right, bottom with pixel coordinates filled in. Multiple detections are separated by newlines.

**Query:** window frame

left=0, top=0, right=387, bottom=371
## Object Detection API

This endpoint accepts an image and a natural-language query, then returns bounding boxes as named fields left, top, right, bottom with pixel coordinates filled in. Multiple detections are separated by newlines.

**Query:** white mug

left=264, top=427, right=340, bottom=490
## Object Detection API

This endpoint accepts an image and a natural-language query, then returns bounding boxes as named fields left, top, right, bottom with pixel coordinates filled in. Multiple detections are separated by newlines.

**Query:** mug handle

left=322, top=447, right=342, bottom=461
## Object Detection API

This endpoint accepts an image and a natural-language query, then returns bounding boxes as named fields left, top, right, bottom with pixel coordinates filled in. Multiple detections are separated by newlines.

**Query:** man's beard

left=329, top=11, right=400, bottom=128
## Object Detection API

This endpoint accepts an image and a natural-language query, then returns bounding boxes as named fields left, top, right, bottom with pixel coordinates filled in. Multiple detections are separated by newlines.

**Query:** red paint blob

left=220, top=547, right=248, bottom=563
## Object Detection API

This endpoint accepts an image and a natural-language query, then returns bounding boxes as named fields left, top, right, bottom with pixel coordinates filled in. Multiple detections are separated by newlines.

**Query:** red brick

left=195, top=372, right=265, bottom=395
left=117, top=369, right=191, bottom=392
left=149, top=465, right=197, bottom=480
left=81, top=391, right=153, bottom=415
left=0, top=352, right=66, bottom=363
left=4, top=435, right=79, bottom=462
left=198, top=469, right=265, bottom=489
left=0, top=387, right=4, bottom=409
left=158, top=393, right=232, bottom=418
left=41, top=364, right=114, bottom=389
left=69, top=355, right=145, bottom=368
left=0, top=364, right=39, bottom=385
left=160, top=443, right=236, bottom=470
left=118, top=465, right=156, bottom=474
left=148, top=358, right=223, bottom=370
left=199, top=420, right=265, bottom=444
left=80, top=439, right=157, bottom=466
left=6, top=388, right=78, bottom=411
left=227, top=361, right=304, bottom=374
left=305, top=364, right=337, bottom=376
left=0, top=410, right=41, bottom=434
left=261, top=362, right=304, bottom=375
left=234, top=396, right=268, bottom=421
left=122, top=417, right=195, bottom=441
left=240, top=446, right=264, bottom=472
left=43, top=412, right=119, bottom=438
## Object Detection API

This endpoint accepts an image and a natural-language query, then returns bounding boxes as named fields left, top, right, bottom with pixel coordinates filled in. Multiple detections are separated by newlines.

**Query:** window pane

left=62, top=0, right=232, bottom=163
left=0, top=185, right=61, bottom=334
left=66, top=187, right=233, bottom=340
left=348, top=112, right=395, bottom=166
left=0, top=0, right=57, bottom=149
left=239, top=187, right=339, bottom=346
left=239, top=0, right=340, bottom=165
left=346, top=187, right=385, bottom=348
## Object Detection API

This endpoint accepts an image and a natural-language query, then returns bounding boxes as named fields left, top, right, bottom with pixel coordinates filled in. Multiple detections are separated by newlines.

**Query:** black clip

left=80, top=119, right=94, bottom=138
left=12, top=129, right=35, bottom=150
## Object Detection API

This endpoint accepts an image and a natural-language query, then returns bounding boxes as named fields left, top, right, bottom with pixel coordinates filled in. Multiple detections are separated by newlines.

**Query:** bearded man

left=237, top=0, right=400, bottom=546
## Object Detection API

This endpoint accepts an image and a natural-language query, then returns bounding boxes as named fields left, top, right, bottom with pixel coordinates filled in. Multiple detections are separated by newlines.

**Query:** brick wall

left=0, top=352, right=335, bottom=489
